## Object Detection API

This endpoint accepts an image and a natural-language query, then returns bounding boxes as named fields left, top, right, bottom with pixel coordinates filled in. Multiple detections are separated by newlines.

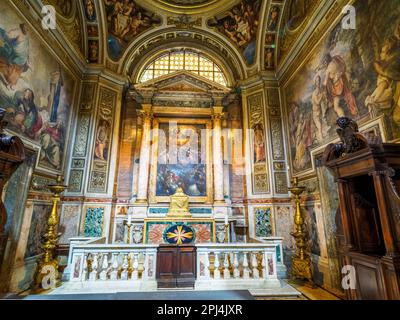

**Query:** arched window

left=139, top=49, right=228, bottom=86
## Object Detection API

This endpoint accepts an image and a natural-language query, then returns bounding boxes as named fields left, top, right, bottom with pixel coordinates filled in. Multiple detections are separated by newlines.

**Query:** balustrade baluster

left=121, top=253, right=129, bottom=280
left=233, top=252, right=240, bottom=279
left=251, top=252, right=259, bottom=279
left=89, top=253, right=99, bottom=281
left=213, top=252, right=221, bottom=279
left=132, top=253, right=139, bottom=280
left=82, top=254, right=89, bottom=281
left=204, top=252, right=211, bottom=279
left=99, top=253, right=109, bottom=280
left=110, top=253, right=119, bottom=280
left=140, top=253, right=146, bottom=280
left=242, top=252, right=250, bottom=279
left=223, top=252, right=230, bottom=279
left=261, top=251, right=267, bottom=278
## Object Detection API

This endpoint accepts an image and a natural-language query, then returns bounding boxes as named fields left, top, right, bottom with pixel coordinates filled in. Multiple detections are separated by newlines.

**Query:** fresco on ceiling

left=286, top=0, right=400, bottom=174
left=156, top=123, right=207, bottom=197
left=207, top=0, right=261, bottom=65
left=104, top=0, right=161, bottom=60
left=0, top=2, right=74, bottom=173
left=47, top=0, right=74, bottom=18
left=263, top=4, right=282, bottom=70
left=286, top=0, right=313, bottom=31
left=163, top=0, right=212, bottom=5
left=84, top=0, right=97, bottom=22
left=266, top=4, right=280, bottom=32
left=278, top=0, right=321, bottom=63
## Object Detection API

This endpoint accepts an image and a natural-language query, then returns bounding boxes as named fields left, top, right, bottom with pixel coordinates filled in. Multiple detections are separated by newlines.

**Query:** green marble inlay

left=255, top=207, right=273, bottom=237
left=84, top=208, right=104, bottom=237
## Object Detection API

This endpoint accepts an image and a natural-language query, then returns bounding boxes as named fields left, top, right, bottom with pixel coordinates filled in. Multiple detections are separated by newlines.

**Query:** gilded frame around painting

left=148, top=117, right=213, bottom=204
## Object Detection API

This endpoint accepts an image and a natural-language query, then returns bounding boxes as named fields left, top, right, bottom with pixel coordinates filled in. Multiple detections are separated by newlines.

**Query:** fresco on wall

left=156, top=123, right=207, bottom=197
left=286, top=0, right=400, bottom=174
left=207, top=0, right=261, bottom=65
left=304, top=205, right=321, bottom=256
left=25, top=204, right=51, bottom=258
left=0, top=2, right=74, bottom=173
left=104, top=0, right=161, bottom=60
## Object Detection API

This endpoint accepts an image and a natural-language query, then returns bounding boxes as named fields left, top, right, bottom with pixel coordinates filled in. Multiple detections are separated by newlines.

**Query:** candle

left=127, top=213, right=132, bottom=225
left=225, top=213, right=229, bottom=225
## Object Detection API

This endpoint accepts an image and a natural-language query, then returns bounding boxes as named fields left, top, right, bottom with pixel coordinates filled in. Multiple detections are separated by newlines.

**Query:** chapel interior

left=0, top=0, right=399, bottom=301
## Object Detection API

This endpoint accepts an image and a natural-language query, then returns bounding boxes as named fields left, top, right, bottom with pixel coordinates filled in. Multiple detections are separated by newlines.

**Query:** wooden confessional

left=323, top=117, right=400, bottom=300
left=0, top=109, right=25, bottom=271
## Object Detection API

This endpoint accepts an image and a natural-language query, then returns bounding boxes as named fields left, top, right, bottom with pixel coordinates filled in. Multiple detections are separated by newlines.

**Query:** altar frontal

left=143, top=188, right=216, bottom=244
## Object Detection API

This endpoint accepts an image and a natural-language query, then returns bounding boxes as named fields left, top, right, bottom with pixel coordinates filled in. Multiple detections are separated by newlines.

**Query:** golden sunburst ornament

left=164, top=224, right=195, bottom=245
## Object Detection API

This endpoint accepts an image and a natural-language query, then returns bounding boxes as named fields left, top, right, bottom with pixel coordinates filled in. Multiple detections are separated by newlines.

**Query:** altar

left=143, top=188, right=216, bottom=244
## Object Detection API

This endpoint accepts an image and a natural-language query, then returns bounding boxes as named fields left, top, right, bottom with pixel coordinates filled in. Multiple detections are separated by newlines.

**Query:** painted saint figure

left=95, top=120, right=109, bottom=161
left=253, top=123, right=266, bottom=163
left=312, top=75, right=326, bottom=142
left=322, top=54, right=358, bottom=118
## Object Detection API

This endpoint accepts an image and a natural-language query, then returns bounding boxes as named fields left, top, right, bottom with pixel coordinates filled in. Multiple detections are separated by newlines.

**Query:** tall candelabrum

left=288, top=177, right=314, bottom=286
left=124, top=213, right=132, bottom=244
left=224, top=214, right=229, bottom=243
left=34, top=175, right=67, bottom=291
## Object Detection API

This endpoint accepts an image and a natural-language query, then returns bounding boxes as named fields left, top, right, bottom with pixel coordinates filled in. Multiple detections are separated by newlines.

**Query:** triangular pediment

left=135, top=71, right=230, bottom=95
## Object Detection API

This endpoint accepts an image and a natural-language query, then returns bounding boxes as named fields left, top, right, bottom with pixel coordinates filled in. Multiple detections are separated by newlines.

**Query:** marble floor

left=2, top=279, right=341, bottom=300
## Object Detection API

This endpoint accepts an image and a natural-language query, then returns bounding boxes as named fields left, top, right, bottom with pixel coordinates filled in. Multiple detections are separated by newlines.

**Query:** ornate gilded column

left=135, top=104, right=153, bottom=204
left=212, top=106, right=225, bottom=203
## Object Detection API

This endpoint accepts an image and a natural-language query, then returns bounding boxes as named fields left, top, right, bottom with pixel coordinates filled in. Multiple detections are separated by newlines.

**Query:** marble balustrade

left=66, top=239, right=283, bottom=289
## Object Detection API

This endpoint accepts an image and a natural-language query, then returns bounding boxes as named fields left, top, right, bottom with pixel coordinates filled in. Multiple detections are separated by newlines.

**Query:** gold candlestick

left=124, top=220, right=132, bottom=244
left=34, top=175, right=67, bottom=292
left=288, top=177, right=314, bottom=286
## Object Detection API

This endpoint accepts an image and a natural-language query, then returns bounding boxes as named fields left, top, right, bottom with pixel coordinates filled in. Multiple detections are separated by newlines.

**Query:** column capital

left=137, top=105, right=153, bottom=120
left=137, top=88, right=155, bottom=104
left=212, top=106, right=225, bottom=121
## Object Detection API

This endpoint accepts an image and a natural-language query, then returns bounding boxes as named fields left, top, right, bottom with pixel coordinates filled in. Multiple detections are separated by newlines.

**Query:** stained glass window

left=139, top=50, right=228, bottom=86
